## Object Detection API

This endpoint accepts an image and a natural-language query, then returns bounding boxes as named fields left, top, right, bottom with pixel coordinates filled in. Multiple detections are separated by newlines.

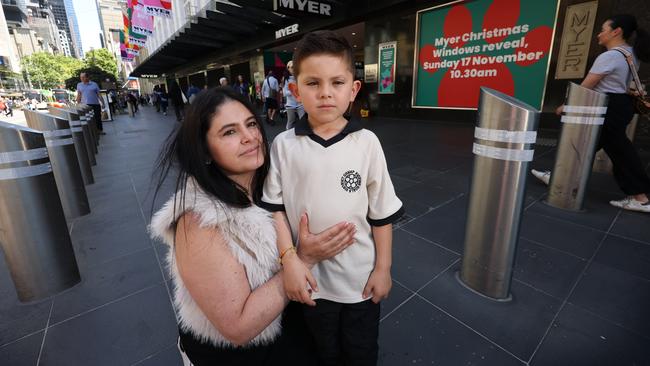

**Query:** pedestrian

left=262, top=70, right=279, bottom=125
left=219, top=77, right=229, bottom=87
left=152, top=86, right=161, bottom=112
left=261, top=30, right=404, bottom=366
left=149, top=87, right=355, bottom=365
left=169, top=81, right=185, bottom=122
left=187, top=83, right=200, bottom=104
left=0, top=98, right=6, bottom=116
left=5, top=98, right=14, bottom=117
left=533, top=14, right=650, bottom=213
left=159, top=86, right=169, bottom=116
left=76, top=72, right=106, bottom=135
left=283, top=61, right=304, bottom=129
left=235, top=75, right=249, bottom=100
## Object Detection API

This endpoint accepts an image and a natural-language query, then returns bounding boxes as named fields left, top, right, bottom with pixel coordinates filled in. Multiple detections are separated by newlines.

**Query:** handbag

left=614, top=47, right=650, bottom=116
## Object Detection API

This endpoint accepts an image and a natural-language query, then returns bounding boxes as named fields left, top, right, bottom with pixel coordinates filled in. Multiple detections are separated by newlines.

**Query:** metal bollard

left=78, top=105, right=100, bottom=145
left=48, top=107, right=95, bottom=184
left=546, top=83, right=608, bottom=211
left=0, top=121, right=81, bottom=302
left=24, top=111, right=90, bottom=218
left=74, top=107, right=98, bottom=156
left=49, top=107, right=97, bottom=167
left=459, top=88, right=540, bottom=301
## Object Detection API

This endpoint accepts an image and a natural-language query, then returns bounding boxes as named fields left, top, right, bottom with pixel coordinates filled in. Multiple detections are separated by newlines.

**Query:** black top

left=178, top=302, right=316, bottom=366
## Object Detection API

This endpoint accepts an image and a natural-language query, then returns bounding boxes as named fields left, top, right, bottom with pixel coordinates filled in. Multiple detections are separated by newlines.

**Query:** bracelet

left=278, top=246, right=296, bottom=265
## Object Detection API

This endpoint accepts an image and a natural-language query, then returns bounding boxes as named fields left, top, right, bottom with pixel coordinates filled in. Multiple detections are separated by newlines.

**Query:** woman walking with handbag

left=533, top=14, right=650, bottom=213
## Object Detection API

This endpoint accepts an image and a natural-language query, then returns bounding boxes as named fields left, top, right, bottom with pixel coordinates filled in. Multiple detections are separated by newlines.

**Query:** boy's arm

left=363, top=224, right=393, bottom=303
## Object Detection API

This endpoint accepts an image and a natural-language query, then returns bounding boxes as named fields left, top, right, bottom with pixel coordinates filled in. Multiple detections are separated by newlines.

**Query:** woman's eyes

left=222, top=122, right=257, bottom=136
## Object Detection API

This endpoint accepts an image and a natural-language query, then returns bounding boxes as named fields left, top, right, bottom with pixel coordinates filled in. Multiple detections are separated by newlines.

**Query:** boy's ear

left=350, top=79, right=362, bottom=102
left=288, top=81, right=301, bottom=102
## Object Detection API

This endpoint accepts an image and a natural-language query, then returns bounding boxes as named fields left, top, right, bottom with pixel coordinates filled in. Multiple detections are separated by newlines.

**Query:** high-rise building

left=58, top=28, right=70, bottom=56
left=25, top=0, right=63, bottom=54
left=49, top=0, right=81, bottom=57
left=0, top=2, right=22, bottom=76
left=95, top=0, right=128, bottom=78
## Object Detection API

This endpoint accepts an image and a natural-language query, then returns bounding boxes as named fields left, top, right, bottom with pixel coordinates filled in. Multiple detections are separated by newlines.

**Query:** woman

left=283, top=61, right=305, bottom=130
left=533, top=14, right=650, bottom=213
left=235, top=75, right=250, bottom=102
left=149, top=87, right=356, bottom=365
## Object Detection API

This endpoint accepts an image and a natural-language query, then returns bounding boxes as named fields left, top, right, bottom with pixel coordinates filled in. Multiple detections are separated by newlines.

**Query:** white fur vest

left=149, top=179, right=281, bottom=348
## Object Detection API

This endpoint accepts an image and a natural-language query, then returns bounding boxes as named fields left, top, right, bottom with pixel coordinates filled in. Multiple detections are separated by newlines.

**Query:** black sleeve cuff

left=367, top=206, right=405, bottom=226
left=259, top=200, right=286, bottom=212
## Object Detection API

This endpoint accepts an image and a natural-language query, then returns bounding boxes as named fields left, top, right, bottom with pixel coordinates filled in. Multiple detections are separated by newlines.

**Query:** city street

left=0, top=106, right=648, bottom=365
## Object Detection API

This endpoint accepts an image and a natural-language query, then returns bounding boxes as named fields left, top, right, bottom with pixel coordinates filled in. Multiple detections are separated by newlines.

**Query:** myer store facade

left=131, top=0, right=649, bottom=128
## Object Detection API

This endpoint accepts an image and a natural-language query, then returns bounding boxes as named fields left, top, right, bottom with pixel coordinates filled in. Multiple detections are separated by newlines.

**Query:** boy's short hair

left=293, top=30, right=355, bottom=77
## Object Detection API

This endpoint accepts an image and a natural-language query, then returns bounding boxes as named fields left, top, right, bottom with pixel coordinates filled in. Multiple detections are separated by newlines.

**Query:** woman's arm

left=556, top=73, right=606, bottom=115
left=581, top=72, right=605, bottom=90
left=175, top=212, right=288, bottom=346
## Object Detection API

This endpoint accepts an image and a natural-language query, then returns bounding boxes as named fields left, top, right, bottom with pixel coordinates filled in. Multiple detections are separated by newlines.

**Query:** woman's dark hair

left=608, top=14, right=650, bottom=63
left=151, top=87, right=270, bottom=218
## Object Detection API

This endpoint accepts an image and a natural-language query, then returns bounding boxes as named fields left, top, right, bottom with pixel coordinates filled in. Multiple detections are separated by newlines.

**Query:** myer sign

left=273, top=0, right=332, bottom=16
left=276, top=23, right=299, bottom=39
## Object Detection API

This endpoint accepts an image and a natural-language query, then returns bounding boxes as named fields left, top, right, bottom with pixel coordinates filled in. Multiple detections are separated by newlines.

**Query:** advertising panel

left=412, top=0, right=559, bottom=109
left=378, top=42, right=397, bottom=94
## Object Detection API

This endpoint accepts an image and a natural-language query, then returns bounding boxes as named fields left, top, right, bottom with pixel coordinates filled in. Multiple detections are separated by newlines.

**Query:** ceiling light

left=352, top=32, right=356, bottom=35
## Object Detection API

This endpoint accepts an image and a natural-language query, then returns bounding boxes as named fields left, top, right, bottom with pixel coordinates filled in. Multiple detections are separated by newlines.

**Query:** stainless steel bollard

left=0, top=121, right=81, bottom=302
left=74, top=107, right=98, bottom=156
left=78, top=105, right=100, bottom=146
left=24, top=111, right=90, bottom=218
left=49, top=107, right=97, bottom=169
left=459, top=88, right=540, bottom=301
left=546, top=83, right=608, bottom=211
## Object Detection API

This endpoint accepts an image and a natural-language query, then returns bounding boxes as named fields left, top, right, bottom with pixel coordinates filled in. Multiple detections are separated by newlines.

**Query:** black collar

left=294, top=114, right=363, bottom=148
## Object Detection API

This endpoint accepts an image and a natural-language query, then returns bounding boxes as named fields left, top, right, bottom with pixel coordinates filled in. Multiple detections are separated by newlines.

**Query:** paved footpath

left=0, top=106, right=648, bottom=365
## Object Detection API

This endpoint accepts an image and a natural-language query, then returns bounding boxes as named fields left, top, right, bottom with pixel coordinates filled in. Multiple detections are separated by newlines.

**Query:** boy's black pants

left=303, top=299, right=380, bottom=366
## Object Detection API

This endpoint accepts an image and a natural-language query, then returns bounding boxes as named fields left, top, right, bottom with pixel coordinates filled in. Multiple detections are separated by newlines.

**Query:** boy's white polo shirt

left=261, top=116, right=403, bottom=304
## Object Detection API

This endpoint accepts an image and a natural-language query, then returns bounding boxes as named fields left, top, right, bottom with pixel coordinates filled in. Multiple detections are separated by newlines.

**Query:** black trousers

left=88, top=103, right=103, bottom=131
left=303, top=299, right=380, bottom=366
left=597, top=93, right=650, bottom=195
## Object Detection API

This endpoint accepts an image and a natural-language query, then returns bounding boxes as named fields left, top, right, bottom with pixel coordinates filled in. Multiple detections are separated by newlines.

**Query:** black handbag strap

left=613, top=47, right=646, bottom=98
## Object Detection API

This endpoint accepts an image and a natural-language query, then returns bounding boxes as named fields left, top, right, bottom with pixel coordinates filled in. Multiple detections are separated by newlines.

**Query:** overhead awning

left=130, top=0, right=307, bottom=77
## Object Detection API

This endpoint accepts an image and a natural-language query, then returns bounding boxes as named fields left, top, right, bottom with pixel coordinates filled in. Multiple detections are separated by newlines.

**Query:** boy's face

left=293, top=54, right=361, bottom=125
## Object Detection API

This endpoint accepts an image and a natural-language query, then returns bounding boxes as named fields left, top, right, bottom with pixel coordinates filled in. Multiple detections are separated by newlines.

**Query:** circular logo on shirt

left=341, top=170, right=362, bottom=193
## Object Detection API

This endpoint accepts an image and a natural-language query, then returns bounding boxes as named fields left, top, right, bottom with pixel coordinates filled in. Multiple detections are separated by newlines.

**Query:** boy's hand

left=282, top=253, right=318, bottom=306
left=362, top=268, right=392, bottom=304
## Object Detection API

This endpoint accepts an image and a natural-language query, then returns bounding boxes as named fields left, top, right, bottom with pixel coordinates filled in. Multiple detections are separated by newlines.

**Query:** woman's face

left=287, top=61, right=294, bottom=76
left=206, top=100, right=264, bottom=179
left=597, top=20, right=619, bottom=46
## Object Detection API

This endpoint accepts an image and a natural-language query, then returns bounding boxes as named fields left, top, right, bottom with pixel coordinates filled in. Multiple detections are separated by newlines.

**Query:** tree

left=83, top=49, right=118, bottom=80
left=64, top=66, right=117, bottom=90
left=19, top=52, right=84, bottom=89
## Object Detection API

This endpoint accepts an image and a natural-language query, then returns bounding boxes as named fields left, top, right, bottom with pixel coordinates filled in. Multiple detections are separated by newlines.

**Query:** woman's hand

left=296, top=213, right=356, bottom=267
left=282, top=252, right=318, bottom=306
left=555, top=104, right=564, bottom=116
left=362, top=268, right=392, bottom=304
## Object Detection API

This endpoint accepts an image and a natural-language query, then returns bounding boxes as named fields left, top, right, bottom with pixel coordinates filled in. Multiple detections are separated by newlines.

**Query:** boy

left=261, top=31, right=403, bottom=366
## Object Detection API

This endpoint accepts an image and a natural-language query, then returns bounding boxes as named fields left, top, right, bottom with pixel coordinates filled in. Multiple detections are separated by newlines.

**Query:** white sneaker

left=531, top=169, right=551, bottom=185
left=609, top=197, right=650, bottom=213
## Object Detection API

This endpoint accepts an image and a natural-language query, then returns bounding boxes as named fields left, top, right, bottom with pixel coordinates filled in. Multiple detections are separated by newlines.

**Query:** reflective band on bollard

left=48, top=107, right=96, bottom=178
left=25, top=110, right=90, bottom=218
left=546, top=83, right=609, bottom=211
left=459, top=88, right=540, bottom=301
left=0, top=121, right=81, bottom=302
